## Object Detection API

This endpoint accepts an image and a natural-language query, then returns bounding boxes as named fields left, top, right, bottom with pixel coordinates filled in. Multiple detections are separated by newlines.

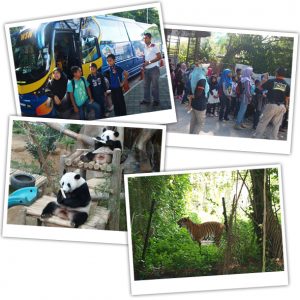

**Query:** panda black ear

left=103, top=128, right=107, bottom=132
left=74, top=174, right=81, bottom=180
left=114, top=131, right=119, bottom=137
left=63, top=169, right=67, bottom=174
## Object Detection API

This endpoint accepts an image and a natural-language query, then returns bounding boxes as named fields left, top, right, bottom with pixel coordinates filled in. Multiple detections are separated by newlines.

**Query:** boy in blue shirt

left=106, top=54, right=128, bottom=116
left=87, top=63, right=107, bottom=118
left=67, top=66, right=101, bottom=120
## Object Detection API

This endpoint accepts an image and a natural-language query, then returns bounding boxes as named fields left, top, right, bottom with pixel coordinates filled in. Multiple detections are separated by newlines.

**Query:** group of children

left=46, top=53, right=128, bottom=120
left=170, top=61, right=290, bottom=139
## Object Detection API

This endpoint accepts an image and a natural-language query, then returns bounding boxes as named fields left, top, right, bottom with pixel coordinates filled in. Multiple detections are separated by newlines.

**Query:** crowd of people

left=170, top=61, right=290, bottom=140
left=45, top=32, right=161, bottom=120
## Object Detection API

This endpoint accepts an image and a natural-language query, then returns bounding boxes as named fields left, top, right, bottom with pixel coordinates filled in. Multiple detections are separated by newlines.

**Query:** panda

left=81, top=128, right=122, bottom=163
left=41, top=171, right=91, bottom=228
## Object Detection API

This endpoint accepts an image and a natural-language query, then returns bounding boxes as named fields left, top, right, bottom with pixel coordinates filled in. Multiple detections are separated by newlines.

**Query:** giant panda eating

left=41, top=171, right=91, bottom=228
left=81, top=128, right=122, bottom=164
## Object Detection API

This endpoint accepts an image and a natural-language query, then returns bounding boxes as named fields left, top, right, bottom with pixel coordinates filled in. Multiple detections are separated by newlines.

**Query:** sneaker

left=140, top=100, right=150, bottom=105
left=234, top=124, right=242, bottom=130
left=241, top=123, right=247, bottom=128
left=152, top=101, right=160, bottom=107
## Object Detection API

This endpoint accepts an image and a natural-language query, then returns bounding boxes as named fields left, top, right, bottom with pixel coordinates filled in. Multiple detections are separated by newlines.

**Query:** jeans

left=254, top=104, right=286, bottom=140
left=236, top=99, right=248, bottom=125
left=95, top=95, right=105, bottom=118
left=144, top=66, right=160, bottom=102
left=219, top=95, right=230, bottom=121
left=189, top=109, right=206, bottom=134
left=78, top=100, right=101, bottom=120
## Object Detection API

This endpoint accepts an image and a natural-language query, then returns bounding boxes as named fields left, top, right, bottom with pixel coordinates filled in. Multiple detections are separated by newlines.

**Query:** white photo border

left=165, top=24, right=298, bottom=155
left=124, top=164, right=288, bottom=295
left=2, top=116, right=166, bottom=245
left=5, top=3, right=176, bottom=125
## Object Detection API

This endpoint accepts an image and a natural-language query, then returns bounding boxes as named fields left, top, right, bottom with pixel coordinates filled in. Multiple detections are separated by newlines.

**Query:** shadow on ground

left=167, top=99, right=287, bottom=140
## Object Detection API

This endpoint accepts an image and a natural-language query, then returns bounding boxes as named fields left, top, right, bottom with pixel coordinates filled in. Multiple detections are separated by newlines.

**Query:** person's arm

left=100, top=74, right=108, bottom=93
left=245, top=81, right=251, bottom=99
left=67, top=81, right=79, bottom=112
left=144, top=45, right=162, bottom=67
left=121, top=70, right=129, bottom=87
left=87, top=86, right=94, bottom=103
left=69, top=92, right=78, bottom=112
left=285, top=84, right=290, bottom=108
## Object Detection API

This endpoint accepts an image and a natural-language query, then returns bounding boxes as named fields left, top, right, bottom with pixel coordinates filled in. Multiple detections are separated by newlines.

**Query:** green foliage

left=13, top=121, right=27, bottom=134
left=59, top=136, right=75, bottom=150
left=10, top=159, right=42, bottom=175
left=113, top=8, right=160, bottom=28
left=25, top=123, right=61, bottom=164
left=223, top=33, right=293, bottom=76
left=67, top=124, right=82, bottom=133
left=232, top=220, right=260, bottom=266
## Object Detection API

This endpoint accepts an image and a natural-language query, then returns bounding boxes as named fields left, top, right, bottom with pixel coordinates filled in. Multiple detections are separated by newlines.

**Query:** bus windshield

left=13, top=35, right=50, bottom=84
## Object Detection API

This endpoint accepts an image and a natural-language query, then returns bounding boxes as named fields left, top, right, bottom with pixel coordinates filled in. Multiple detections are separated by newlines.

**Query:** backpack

left=236, top=80, right=244, bottom=97
left=71, top=77, right=89, bottom=96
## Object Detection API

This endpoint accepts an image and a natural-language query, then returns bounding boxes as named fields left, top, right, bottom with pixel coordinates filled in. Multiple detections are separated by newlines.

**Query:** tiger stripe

left=177, top=217, right=224, bottom=247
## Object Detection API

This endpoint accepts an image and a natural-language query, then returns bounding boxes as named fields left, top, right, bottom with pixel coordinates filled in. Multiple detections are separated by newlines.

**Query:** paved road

left=167, top=99, right=287, bottom=140
left=124, top=66, right=172, bottom=115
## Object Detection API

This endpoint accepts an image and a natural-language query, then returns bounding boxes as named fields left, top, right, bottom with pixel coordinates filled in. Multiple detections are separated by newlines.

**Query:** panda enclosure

left=10, top=121, right=163, bottom=231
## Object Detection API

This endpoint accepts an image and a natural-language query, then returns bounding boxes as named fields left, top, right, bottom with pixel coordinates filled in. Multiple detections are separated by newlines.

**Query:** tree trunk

left=262, top=169, right=267, bottom=272
left=250, top=169, right=283, bottom=260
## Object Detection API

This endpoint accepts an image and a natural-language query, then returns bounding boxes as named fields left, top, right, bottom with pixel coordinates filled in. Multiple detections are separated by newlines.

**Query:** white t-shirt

left=144, top=43, right=160, bottom=69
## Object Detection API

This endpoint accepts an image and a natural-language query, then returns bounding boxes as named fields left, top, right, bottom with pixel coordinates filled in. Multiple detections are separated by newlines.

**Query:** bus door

left=53, top=29, right=80, bottom=79
left=80, top=35, right=101, bottom=77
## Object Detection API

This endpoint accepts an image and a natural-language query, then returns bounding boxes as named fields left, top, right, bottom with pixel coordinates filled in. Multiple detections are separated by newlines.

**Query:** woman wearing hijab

left=219, top=69, right=233, bottom=121
left=45, top=67, right=68, bottom=118
left=188, top=65, right=210, bottom=134
left=234, top=67, right=253, bottom=130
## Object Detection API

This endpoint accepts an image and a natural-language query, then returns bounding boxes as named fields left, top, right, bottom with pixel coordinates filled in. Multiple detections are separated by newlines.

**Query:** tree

left=222, top=33, right=293, bottom=77
left=250, top=169, right=283, bottom=260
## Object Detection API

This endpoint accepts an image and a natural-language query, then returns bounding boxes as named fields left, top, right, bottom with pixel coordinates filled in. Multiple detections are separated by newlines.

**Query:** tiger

left=177, top=217, right=225, bottom=247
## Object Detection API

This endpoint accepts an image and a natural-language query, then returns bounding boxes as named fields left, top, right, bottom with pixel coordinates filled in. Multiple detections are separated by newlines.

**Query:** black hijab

left=46, top=69, right=68, bottom=100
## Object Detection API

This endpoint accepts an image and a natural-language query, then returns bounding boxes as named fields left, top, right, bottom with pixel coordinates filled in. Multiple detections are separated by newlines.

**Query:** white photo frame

left=2, top=116, right=166, bottom=245
left=5, top=3, right=176, bottom=125
left=165, top=24, right=298, bottom=154
left=124, top=164, right=288, bottom=295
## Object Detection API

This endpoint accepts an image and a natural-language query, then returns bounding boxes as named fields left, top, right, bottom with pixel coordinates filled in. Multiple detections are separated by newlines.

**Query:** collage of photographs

left=1, top=1, right=298, bottom=298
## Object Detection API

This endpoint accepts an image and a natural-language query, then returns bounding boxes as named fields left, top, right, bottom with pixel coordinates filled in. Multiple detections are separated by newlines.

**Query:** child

left=106, top=54, right=128, bottom=117
left=207, top=75, right=219, bottom=117
left=67, top=66, right=100, bottom=120
left=87, top=63, right=107, bottom=118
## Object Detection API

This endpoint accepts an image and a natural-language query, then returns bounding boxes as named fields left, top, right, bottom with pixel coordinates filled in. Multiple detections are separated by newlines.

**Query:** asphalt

left=167, top=99, right=288, bottom=140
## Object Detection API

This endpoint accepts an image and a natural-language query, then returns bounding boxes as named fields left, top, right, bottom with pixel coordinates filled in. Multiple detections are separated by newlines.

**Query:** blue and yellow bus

left=11, top=15, right=162, bottom=117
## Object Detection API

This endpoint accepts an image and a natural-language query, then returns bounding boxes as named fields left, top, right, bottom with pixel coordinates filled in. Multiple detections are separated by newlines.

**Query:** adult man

left=140, top=33, right=162, bottom=106
left=253, top=67, right=290, bottom=139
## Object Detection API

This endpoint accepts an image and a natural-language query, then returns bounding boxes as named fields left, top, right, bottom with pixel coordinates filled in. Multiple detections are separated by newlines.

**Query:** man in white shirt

left=140, top=33, right=162, bottom=106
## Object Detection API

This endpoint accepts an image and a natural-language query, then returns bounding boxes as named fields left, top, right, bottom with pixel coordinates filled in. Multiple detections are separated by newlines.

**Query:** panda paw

left=41, top=212, right=52, bottom=219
